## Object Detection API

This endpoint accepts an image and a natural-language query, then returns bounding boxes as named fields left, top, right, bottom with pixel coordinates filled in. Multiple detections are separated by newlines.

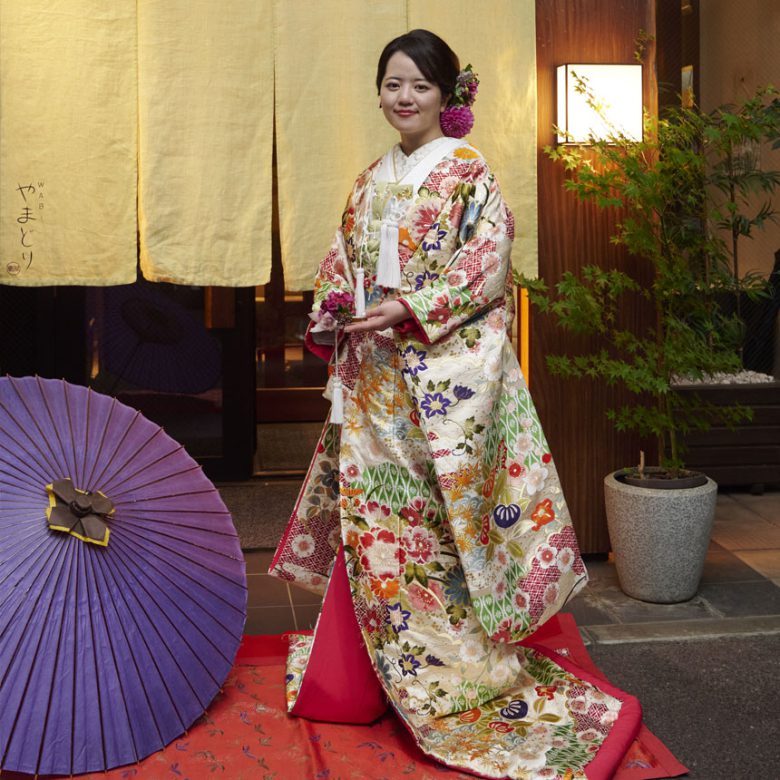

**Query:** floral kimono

left=270, top=138, right=640, bottom=779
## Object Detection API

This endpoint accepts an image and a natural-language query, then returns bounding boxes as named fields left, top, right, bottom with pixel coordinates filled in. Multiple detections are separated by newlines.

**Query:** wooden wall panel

left=533, top=0, right=659, bottom=553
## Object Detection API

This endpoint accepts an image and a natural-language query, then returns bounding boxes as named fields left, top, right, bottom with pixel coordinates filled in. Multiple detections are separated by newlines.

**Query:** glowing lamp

left=556, top=64, right=643, bottom=143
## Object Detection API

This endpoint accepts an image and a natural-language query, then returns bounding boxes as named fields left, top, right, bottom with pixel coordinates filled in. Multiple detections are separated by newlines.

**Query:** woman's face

left=379, top=51, right=446, bottom=153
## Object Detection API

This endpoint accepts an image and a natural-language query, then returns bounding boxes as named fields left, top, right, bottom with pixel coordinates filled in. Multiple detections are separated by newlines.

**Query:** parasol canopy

left=0, top=376, right=246, bottom=776
left=98, top=281, right=222, bottom=394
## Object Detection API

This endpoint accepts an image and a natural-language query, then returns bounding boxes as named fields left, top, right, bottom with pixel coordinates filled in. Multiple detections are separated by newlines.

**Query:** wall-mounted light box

left=556, top=64, right=643, bottom=143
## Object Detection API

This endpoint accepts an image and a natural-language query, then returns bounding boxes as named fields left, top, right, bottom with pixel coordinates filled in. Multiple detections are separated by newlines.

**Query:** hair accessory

left=440, top=65, right=479, bottom=138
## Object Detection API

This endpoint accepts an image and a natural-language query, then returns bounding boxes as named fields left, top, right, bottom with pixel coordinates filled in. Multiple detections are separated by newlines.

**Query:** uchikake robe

left=270, top=140, right=640, bottom=780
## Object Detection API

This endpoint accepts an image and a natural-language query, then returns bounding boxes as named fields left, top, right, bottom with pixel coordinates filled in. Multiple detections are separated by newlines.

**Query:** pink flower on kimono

left=569, top=696, right=588, bottom=714
left=536, top=543, right=558, bottom=569
left=446, top=269, right=468, bottom=287
left=359, top=528, right=399, bottom=580
left=407, top=496, right=428, bottom=514
left=516, top=433, right=534, bottom=456
left=291, top=534, right=315, bottom=559
left=401, top=525, right=440, bottom=563
left=363, top=501, right=391, bottom=522
left=399, top=507, right=423, bottom=526
left=543, top=581, right=560, bottom=606
left=529, top=722, right=553, bottom=742
left=514, top=590, right=529, bottom=610
left=407, top=582, right=443, bottom=612
left=557, top=547, right=576, bottom=573
left=480, top=250, right=501, bottom=276
left=487, top=308, right=505, bottom=332
left=492, top=578, right=508, bottom=599
left=525, top=463, right=549, bottom=495
left=484, top=353, right=502, bottom=381
left=345, top=463, right=360, bottom=479
left=578, top=728, right=601, bottom=743
left=411, top=200, right=443, bottom=237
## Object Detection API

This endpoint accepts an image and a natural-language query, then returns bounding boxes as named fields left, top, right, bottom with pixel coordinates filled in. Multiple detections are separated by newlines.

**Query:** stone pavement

left=563, top=490, right=780, bottom=646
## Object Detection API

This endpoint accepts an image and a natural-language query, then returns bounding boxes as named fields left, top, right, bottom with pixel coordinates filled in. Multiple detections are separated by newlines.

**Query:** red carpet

left=4, top=615, right=687, bottom=779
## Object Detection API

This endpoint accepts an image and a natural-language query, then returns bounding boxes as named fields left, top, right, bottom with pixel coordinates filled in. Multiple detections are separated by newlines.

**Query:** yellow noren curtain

left=407, top=0, right=537, bottom=277
left=274, top=1, right=407, bottom=291
left=137, top=0, right=273, bottom=287
left=275, top=0, right=538, bottom=289
left=1, top=2, right=535, bottom=288
left=0, top=0, right=137, bottom=286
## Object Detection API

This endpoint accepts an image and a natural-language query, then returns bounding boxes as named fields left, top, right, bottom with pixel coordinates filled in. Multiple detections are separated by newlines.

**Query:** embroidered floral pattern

left=269, top=143, right=614, bottom=779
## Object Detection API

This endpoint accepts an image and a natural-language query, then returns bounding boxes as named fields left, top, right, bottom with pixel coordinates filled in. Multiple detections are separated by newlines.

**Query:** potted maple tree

left=521, top=85, right=780, bottom=602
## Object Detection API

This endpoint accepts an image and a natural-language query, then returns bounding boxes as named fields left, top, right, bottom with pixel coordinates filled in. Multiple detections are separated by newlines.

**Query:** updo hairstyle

left=375, top=29, right=460, bottom=103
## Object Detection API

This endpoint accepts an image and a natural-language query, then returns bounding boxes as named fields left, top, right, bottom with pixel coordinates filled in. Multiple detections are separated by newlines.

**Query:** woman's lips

left=395, top=110, right=416, bottom=117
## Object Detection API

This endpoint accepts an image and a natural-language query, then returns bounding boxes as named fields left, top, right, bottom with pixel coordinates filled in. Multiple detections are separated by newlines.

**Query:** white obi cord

left=372, top=137, right=462, bottom=289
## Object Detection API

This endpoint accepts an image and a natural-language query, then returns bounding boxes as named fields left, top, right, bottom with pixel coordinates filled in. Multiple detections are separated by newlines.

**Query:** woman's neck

left=399, top=130, right=445, bottom=156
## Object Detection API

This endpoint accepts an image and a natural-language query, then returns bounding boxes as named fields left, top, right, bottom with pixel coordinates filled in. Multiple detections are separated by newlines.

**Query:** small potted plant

left=521, top=83, right=780, bottom=603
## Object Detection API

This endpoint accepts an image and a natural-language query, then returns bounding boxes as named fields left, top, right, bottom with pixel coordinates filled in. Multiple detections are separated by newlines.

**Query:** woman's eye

left=385, top=82, right=399, bottom=90
left=415, top=85, right=429, bottom=91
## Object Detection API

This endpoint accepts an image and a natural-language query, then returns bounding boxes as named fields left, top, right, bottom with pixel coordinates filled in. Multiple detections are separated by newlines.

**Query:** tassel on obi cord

left=330, top=377, right=345, bottom=424
left=376, top=219, right=401, bottom=288
left=329, top=328, right=345, bottom=425
left=355, top=267, right=366, bottom=318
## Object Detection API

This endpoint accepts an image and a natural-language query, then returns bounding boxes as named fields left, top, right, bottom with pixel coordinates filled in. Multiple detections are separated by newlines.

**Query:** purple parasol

left=98, top=281, right=222, bottom=394
left=0, top=376, right=246, bottom=776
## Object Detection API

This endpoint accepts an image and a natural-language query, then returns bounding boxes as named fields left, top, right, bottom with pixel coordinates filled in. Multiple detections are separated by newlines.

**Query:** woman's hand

left=343, top=300, right=410, bottom=333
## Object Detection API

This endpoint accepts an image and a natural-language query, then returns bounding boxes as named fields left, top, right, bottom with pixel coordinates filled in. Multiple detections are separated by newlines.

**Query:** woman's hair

left=376, top=29, right=460, bottom=100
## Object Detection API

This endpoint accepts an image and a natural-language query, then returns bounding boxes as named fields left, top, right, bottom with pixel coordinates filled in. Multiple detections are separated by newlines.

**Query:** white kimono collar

left=374, top=136, right=463, bottom=196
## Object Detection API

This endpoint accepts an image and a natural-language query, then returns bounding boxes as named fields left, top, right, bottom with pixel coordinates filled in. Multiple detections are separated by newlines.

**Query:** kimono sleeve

left=304, top=196, right=357, bottom=361
left=397, top=160, right=513, bottom=345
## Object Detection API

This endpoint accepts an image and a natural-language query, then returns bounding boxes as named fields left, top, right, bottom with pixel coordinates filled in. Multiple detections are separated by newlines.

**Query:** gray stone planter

left=603, top=470, right=718, bottom=603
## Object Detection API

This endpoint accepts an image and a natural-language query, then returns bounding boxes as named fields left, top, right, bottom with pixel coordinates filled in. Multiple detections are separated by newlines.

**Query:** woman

left=270, top=30, right=640, bottom=779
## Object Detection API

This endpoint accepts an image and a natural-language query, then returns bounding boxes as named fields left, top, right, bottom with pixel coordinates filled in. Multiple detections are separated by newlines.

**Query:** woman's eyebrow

left=383, top=75, right=430, bottom=82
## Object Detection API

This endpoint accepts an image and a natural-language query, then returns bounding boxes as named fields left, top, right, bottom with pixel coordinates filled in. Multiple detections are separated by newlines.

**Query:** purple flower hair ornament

left=441, top=65, right=479, bottom=139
